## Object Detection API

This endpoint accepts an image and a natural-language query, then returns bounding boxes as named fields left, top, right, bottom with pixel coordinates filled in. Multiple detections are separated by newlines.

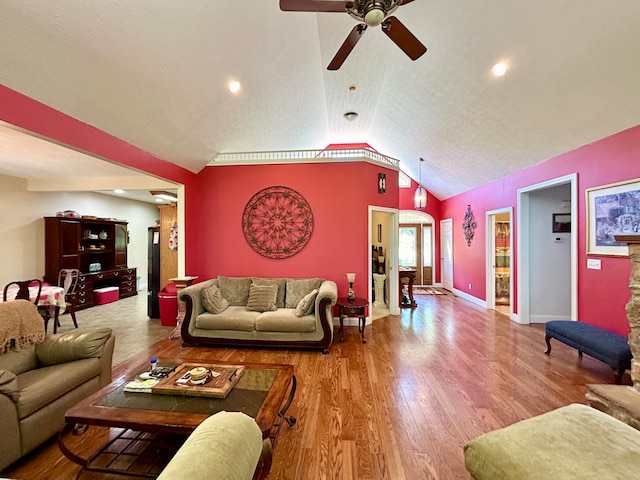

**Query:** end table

left=336, top=297, right=369, bottom=344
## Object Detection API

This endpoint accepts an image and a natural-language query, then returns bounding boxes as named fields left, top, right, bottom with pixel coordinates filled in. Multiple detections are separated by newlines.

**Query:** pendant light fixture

left=414, top=157, right=427, bottom=210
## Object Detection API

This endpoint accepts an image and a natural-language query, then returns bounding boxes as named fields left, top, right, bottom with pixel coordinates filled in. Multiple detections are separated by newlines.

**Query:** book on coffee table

left=151, top=362, right=245, bottom=399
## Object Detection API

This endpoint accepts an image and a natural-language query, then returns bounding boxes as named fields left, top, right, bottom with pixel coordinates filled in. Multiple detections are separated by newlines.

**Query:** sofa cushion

left=251, top=278, right=286, bottom=308
left=295, top=289, right=318, bottom=317
left=256, top=309, right=316, bottom=333
left=285, top=278, right=324, bottom=309
left=36, top=328, right=112, bottom=367
left=200, top=285, right=229, bottom=314
left=195, top=307, right=259, bottom=332
left=0, top=346, right=38, bottom=375
left=0, top=369, right=19, bottom=402
left=16, top=358, right=101, bottom=419
left=246, top=284, right=278, bottom=313
left=217, top=276, right=252, bottom=306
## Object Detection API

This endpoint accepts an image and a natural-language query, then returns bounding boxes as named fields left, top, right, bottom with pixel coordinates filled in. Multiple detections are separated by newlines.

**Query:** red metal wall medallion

left=242, top=186, right=314, bottom=259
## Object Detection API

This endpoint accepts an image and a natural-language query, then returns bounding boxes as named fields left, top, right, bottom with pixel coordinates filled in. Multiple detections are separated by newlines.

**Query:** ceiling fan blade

left=381, top=16, right=427, bottom=61
left=397, top=0, right=416, bottom=4
left=279, top=0, right=353, bottom=12
left=327, top=24, right=367, bottom=70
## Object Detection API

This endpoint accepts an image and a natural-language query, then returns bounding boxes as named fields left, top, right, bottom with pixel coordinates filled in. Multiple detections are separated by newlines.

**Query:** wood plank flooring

left=3, top=291, right=627, bottom=479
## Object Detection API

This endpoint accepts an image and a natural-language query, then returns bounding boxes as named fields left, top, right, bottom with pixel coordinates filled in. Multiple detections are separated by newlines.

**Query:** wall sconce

left=414, top=157, right=427, bottom=210
left=346, top=273, right=356, bottom=300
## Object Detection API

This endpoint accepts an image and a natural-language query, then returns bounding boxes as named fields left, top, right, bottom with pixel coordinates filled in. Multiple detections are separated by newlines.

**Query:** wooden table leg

left=339, top=307, right=345, bottom=343
left=358, top=313, right=367, bottom=344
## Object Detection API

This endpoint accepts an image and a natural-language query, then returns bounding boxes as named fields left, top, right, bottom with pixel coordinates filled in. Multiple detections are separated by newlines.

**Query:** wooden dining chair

left=53, top=269, right=80, bottom=333
left=3, top=279, right=42, bottom=304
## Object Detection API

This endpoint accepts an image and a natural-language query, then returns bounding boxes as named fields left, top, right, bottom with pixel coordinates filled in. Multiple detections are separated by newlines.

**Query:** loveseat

left=179, top=276, right=337, bottom=353
left=0, top=300, right=114, bottom=471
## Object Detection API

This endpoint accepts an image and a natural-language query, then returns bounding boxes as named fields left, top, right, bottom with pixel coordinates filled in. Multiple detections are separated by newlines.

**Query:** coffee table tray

left=152, top=362, right=245, bottom=399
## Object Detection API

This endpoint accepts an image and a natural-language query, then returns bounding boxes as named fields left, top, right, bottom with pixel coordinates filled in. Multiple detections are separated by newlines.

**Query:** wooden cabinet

left=45, top=217, right=137, bottom=310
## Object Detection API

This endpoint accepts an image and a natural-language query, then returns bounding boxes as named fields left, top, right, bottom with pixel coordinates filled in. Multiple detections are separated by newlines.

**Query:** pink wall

left=441, top=124, right=640, bottom=334
left=0, top=84, right=194, bottom=185
left=398, top=179, right=442, bottom=283
left=186, top=162, right=399, bottom=298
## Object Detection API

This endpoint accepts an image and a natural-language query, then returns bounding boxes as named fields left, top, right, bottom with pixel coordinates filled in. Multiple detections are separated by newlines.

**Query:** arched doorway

left=399, top=210, right=435, bottom=286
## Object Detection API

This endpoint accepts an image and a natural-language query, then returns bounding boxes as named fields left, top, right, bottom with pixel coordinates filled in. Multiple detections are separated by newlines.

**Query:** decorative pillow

left=201, top=285, right=229, bottom=314
left=246, top=284, right=278, bottom=312
left=217, top=276, right=252, bottom=306
left=251, top=278, right=286, bottom=308
left=285, top=278, right=324, bottom=309
left=295, top=289, right=318, bottom=317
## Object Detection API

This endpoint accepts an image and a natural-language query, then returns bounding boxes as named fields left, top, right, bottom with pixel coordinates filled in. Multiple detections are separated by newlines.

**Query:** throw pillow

left=251, top=278, right=286, bottom=308
left=201, top=285, right=229, bottom=314
left=217, top=276, right=252, bottom=306
left=295, top=289, right=318, bottom=317
left=246, top=284, right=278, bottom=312
left=285, top=278, right=324, bottom=309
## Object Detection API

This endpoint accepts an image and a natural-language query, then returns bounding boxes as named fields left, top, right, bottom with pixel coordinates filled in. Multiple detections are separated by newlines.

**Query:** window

left=399, top=227, right=417, bottom=266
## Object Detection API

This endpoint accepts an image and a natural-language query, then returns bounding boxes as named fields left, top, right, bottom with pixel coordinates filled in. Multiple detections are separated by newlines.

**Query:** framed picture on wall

left=586, top=178, right=640, bottom=256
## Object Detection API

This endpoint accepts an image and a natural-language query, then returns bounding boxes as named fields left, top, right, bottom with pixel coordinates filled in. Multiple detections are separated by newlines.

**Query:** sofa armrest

left=314, top=281, right=337, bottom=350
left=179, top=279, right=216, bottom=343
left=0, top=369, right=19, bottom=402
left=157, top=411, right=262, bottom=480
left=35, top=328, right=114, bottom=366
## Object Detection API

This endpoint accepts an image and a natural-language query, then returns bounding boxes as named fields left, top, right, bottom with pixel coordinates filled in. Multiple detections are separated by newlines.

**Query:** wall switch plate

left=587, top=258, right=601, bottom=270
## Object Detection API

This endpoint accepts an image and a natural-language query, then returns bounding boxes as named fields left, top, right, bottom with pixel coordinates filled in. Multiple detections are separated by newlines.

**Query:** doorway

left=517, top=174, right=577, bottom=324
left=486, top=208, right=513, bottom=318
left=398, top=211, right=435, bottom=287
left=440, top=218, right=453, bottom=292
left=369, top=207, right=399, bottom=321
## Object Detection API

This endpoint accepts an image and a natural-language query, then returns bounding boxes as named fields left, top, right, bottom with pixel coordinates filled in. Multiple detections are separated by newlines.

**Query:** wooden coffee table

left=59, top=359, right=296, bottom=479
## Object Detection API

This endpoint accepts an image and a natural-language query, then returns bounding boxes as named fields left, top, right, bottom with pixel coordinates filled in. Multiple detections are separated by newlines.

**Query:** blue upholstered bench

left=544, top=320, right=632, bottom=384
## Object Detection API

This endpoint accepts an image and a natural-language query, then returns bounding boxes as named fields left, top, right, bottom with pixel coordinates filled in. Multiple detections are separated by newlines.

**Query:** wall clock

left=242, top=186, right=314, bottom=259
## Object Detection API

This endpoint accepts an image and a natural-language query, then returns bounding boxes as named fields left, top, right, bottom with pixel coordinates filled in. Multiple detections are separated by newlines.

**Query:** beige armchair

left=0, top=300, right=114, bottom=471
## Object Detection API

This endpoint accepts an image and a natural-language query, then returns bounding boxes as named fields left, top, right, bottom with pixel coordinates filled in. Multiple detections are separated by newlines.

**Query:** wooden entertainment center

left=44, top=216, right=137, bottom=310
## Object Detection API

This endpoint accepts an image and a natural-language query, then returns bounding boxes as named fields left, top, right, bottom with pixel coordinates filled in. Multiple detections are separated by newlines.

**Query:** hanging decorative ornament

left=242, top=186, right=314, bottom=259
left=462, top=205, right=477, bottom=247
left=414, top=157, right=427, bottom=210
left=168, top=223, right=178, bottom=250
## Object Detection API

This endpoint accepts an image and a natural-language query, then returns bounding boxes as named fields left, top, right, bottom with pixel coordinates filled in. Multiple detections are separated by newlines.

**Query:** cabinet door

left=114, top=223, right=128, bottom=267
left=60, top=220, right=81, bottom=269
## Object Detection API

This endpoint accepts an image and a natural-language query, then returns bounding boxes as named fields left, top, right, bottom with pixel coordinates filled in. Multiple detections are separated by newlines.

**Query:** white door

left=441, top=219, right=453, bottom=291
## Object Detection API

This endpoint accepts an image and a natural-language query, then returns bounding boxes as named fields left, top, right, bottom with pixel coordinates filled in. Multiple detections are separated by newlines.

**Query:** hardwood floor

left=3, top=291, right=626, bottom=479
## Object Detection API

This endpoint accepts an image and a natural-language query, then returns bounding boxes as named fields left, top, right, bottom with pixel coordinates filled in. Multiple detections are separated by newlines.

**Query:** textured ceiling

left=1, top=0, right=639, bottom=199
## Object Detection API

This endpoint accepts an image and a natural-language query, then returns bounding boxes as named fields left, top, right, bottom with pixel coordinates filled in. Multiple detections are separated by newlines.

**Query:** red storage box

left=94, top=286, right=119, bottom=305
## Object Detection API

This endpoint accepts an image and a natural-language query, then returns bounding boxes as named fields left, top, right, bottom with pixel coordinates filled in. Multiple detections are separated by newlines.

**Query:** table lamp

left=346, top=273, right=356, bottom=300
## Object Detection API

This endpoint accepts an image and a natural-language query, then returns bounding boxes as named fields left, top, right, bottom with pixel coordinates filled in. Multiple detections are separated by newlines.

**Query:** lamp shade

left=414, top=186, right=427, bottom=210
left=346, top=273, right=356, bottom=283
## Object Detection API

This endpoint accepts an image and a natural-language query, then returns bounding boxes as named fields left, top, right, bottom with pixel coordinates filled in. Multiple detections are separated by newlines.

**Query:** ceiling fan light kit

left=280, top=0, right=425, bottom=70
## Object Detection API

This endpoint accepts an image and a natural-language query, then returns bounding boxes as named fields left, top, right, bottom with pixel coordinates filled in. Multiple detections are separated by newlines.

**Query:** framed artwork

left=552, top=213, right=571, bottom=233
left=586, top=178, right=640, bottom=256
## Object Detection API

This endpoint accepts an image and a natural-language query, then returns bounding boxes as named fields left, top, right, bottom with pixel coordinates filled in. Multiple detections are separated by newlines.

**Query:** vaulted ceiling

left=1, top=1, right=639, bottom=200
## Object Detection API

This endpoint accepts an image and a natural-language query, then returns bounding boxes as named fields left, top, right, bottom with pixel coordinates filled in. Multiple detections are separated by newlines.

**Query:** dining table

left=4, top=285, right=66, bottom=329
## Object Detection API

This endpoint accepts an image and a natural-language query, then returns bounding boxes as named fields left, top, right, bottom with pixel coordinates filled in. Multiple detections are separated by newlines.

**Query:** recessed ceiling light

left=113, top=189, right=124, bottom=194
left=492, top=62, right=507, bottom=77
left=343, top=111, right=358, bottom=121
left=228, top=80, right=241, bottom=93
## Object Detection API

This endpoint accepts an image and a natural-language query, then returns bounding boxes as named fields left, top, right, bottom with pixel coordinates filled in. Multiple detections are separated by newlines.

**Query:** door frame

left=368, top=206, right=400, bottom=316
left=440, top=218, right=453, bottom=291
left=485, top=207, right=514, bottom=319
left=517, top=173, right=577, bottom=324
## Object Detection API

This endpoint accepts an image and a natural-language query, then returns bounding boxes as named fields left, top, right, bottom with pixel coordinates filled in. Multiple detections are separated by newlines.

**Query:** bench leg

left=544, top=335, right=552, bottom=354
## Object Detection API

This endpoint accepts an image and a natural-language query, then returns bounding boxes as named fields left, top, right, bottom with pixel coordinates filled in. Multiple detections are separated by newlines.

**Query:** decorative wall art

left=462, top=204, right=477, bottom=247
left=552, top=213, right=571, bottom=233
left=378, top=173, right=386, bottom=194
left=586, top=178, right=640, bottom=256
left=242, top=186, right=314, bottom=259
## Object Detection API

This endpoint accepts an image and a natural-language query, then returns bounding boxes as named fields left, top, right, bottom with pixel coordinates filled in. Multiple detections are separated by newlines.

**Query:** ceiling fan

left=280, top=0, right=426, bottom=70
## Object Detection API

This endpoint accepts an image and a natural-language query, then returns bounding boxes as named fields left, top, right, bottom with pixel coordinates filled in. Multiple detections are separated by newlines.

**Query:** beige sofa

left=0, top=301, right=114, bottom=471
left=179, top=276, right=337, bottom=353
